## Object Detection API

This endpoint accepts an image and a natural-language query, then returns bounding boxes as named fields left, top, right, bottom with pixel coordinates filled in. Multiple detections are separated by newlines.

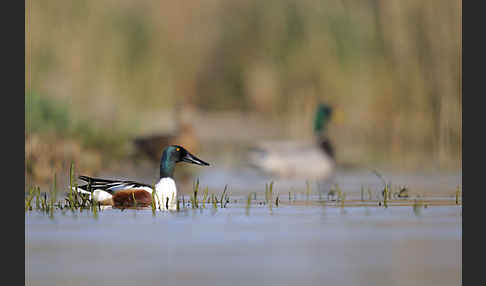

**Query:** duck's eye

left=176, top=147, right=180, bottom=152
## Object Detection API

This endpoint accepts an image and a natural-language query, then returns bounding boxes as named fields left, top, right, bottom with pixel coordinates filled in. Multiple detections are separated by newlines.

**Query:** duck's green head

left=160, top=145, right=210, bottom=178
left=313, top=103, right=333, bottom=135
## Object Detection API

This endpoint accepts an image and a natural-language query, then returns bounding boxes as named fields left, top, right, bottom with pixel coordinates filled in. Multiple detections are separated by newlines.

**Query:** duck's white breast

left=154, top=178, right=177, bottom=210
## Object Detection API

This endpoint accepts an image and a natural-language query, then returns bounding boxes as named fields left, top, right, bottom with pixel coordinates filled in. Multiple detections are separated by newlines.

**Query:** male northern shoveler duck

left=75, top=145, right=209, bottom=210
left=248, top=103, right=336, bottom=180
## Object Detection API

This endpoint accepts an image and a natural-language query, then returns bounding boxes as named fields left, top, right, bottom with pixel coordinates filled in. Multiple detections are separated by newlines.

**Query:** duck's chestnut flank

left=112, top=189, right=153, bottom=207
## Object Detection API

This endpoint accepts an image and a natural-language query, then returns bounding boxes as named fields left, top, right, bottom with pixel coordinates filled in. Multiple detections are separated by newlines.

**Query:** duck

left=248, top=103, right=336, bottom=180
left=133, top=105, right=199, bottom=162
left=74, top=145, right=209, bottom=210
left=134, top=123, right=199, bottom=162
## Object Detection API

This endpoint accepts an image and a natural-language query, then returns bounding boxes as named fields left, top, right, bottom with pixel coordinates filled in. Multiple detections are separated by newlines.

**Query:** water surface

left=26, top=204, right=461, bottom=286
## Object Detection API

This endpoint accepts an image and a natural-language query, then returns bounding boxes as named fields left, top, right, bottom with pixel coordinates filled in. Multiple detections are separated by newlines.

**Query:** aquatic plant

left=264, top=181, right=274, bottom=205
left=413, top=195, right=425, bottom=216
left=305, top=181, right=311, bottom=203
left=25, top=186, right=37, bottom=211
left=25, top=163, right=461, bottom=218
left=383, top=184, right=390, bottom=208
left=263, top=182, right=275, bottom=212
left=245, top=192, right=252, bottom=216
left=455, top=186, right=461, bottom=205
left=327, top=190, right=335, bottom=201
left=192, top=178, right=200, bottom=209
left=151, top=185, right=157, bottom=214
left=220, top=185, right=227, bottom=208
left=334, top=184, right=343, bottom=206
left=213, top=193, right=218, bottom=209
left=202, top=187, right=209, bottom=208
left=397, top=186, right=409, bottom=199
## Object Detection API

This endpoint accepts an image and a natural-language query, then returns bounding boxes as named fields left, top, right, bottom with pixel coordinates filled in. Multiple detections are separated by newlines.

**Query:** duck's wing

left=78, top=175, right=153, bottom=194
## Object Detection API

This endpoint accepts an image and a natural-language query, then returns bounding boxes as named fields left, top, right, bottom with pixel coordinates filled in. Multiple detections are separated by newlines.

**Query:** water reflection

left=26, top=205, right=461, bottom=286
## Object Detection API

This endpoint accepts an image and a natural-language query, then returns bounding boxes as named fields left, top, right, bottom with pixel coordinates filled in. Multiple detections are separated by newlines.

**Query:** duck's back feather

left=78, top=176, right=153, bottom=194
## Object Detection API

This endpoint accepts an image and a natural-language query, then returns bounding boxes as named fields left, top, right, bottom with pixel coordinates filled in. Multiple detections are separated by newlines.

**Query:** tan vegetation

left=25, top=133, right=102, bottom=185
left=26, top=0, right=461, bottom=181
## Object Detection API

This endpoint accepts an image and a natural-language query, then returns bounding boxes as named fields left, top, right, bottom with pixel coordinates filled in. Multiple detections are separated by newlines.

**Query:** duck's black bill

left=182, top=152, right=210, bottom=166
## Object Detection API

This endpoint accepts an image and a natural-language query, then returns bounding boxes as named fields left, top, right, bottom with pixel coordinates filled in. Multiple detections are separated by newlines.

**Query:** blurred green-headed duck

left=249, top=103, right=336, bottom=180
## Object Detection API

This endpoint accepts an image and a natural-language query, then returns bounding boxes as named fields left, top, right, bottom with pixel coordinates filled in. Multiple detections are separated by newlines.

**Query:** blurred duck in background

left=249, top=103, right=336, bottom=180
left=133, top=105, right=200, bottom=162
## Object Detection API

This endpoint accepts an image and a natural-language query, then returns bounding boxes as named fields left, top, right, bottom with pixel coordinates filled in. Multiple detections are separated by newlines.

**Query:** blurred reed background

left=25, top=0, right=461, bottom=186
